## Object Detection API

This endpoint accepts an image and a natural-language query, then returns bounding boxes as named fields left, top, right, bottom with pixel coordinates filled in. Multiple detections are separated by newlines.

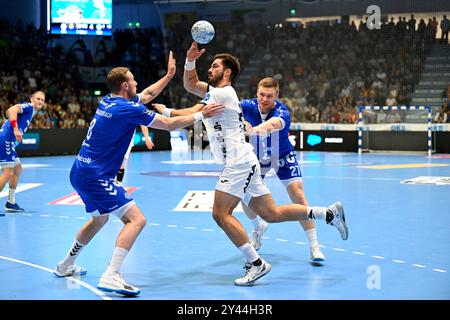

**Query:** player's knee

left=260, top=209, right=280, bottom=223
left=2, top=169, right=13, bottom=180
left=212, top=210, right=226, bottom=226
left=135, top=214, right=147, bottom=229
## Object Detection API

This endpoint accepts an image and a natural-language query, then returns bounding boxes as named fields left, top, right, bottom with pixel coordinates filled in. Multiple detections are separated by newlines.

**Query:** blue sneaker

left=5, top=202, right=25, bottom=212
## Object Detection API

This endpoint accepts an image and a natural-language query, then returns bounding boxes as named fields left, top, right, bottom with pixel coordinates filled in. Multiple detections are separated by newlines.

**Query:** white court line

left=372, top=255, right=385, bottom=260
left=40, top=214, right=51, bottom=217
left=148, top=223, right=159, bottom=226
left=412, top=264, right=426, bottom=268
left=333, top=248, right=346, bottom=252
left=166, top=225, right=177, bottom=228
left=58, top=216, right=69, bottom=218
left=433, top=269, right=447, bottom=273
left=392, top=259, right=406, bottom=264
left=184, top=226, right=197, bottom=230
left=201, top=228, right=214, bottom=232
left=0, top=255, right=111, bottom=300
left=295, top=241, right=307, bottom=245
left=352, top=251, right=365, bottom=255
left=276, top=238, right=288, bottom=242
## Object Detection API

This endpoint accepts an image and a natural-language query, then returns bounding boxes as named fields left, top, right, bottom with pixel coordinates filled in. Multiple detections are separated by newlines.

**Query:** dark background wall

left=1, top=0, right=449, bottom=29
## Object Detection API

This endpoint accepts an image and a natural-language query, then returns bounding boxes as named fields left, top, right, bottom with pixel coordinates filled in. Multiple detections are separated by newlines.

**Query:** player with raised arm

left=53, top=61, right=223, bottom=296
left=157, top=42, right=348, bottom=286
left=0, top=91, right=45, bottom=215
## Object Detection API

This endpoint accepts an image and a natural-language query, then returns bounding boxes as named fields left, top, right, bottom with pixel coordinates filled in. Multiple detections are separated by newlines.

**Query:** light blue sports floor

left=0, top=151, right=449, bottom=300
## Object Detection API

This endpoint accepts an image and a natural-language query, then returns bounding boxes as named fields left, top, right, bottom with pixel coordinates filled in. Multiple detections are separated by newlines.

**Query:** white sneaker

left=326, top=201, right=348, bottom=240
left=54, top=262, right=87, bottom=277
left=97, top=273, right=140, bottom=296
left=251, top=220, right=268, bottom=251
left=234, top=259, right=271, bottom=286
left=310, top=246, right=326, bottom=262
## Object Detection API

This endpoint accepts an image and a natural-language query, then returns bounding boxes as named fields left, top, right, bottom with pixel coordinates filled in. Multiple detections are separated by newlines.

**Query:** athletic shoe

left=326, top=201, right=348, bottom=240
left=97, top=273, right=141, bottom=296
left=310, top=246, right=326, bottom=262
left=234, top=259, right=271, bottom=286
left=5, top=202, right=24, bottom=212
left=251, top=220, right=268, bottom=251
left=54, top=262, right=87, bottom=277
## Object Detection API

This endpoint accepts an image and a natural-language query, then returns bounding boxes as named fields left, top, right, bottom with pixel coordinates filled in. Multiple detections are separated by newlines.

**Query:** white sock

left=305, top=228, right=319, bottom=248
left=104, top=247, right=129, bottom=276
left=61, top=239, right=86, bottom=266
left=8, top=188, right=16, bottom=204
left=249, top=216, right=263, bottom=231
left=306, top=206, right=327, bottom=220
left=238, top=242, right=260, bottom=263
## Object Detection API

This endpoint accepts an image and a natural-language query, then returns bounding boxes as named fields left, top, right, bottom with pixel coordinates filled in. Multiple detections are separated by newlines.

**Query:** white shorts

left=215, top=161, right=270, bottom=206
left=0, top=157, right=21, bottom=169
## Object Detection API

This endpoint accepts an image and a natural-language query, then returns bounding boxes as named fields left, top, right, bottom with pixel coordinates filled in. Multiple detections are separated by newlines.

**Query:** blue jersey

left=72, top=94, right=156, bottom=178
left=241, top=98, right=293, bottom=160
left=0, top=102, right=35, bottom=142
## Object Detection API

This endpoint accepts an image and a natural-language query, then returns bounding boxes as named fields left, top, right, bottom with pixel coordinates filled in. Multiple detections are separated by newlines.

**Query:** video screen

left=47, top=0, right=112, bottom=36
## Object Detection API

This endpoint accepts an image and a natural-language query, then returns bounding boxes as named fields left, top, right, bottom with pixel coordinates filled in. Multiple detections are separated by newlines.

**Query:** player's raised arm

left=183, top=42, right=209, bottom=98
left=153, top=103, right=204, bottom=117
left=150, top=103, right=223, bottom=131
left=139, top=51, right=176, bottom=104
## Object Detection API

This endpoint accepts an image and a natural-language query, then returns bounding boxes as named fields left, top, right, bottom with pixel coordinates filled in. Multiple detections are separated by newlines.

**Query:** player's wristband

left=10, top=120, right=17, bottom=129
left=162, top=108, right=173, bottom=117
left=193, top=112, right=204, bottom=121
left=184, top=58, right=196, bottom=71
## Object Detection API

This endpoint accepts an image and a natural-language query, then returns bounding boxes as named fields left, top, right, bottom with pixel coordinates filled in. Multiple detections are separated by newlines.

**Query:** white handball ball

left=191, top=20, right=215, bottom=44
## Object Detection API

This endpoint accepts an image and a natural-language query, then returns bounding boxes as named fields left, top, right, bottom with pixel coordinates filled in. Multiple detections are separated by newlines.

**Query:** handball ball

left=191, top=20, right=215, bottom=44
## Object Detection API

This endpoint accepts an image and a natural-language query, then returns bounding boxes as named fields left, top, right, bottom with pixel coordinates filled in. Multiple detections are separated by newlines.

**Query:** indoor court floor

left=0, top=150, right=449, bottom=300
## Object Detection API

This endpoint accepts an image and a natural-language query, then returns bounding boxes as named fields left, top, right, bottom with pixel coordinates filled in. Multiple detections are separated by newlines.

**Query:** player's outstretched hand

left=244, top=121, right=254, bottom=136
left=201, top=103, right=224, bottom=118
left=187, top=41, right=206, bottom=62
left=166, top=51, right=176, bottom=79
left=152, top=103, right=166, bottom=114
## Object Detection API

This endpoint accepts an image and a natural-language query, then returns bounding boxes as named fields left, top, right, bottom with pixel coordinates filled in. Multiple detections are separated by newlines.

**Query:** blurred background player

left=53, top=62, right=224, bottom=296
left=241, top=77, right=325, bottom=263
left=0, top=91, right=45, bottom=215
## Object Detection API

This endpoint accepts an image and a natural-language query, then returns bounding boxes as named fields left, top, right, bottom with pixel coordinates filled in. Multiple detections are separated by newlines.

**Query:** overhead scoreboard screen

left=47, top=0, right=112, bottom=36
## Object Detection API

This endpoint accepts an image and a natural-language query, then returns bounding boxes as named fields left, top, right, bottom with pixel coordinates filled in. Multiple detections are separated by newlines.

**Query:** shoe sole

left=311, top=257, right=326, bottom=262
left=234, top=263, right=272, bottom=286
left=97, top=285, right=140, bottom=296
left=4, top=208, right=24, bottom=212
left=54, top=270, right=87, bottom=278
left=335, top=202, right=349, bottom=240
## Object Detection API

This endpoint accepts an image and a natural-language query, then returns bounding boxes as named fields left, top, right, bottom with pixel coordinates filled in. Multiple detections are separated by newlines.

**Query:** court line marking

left=7, top=213, right=448, bottom=274
left=0, top=255, right=111, bottom=300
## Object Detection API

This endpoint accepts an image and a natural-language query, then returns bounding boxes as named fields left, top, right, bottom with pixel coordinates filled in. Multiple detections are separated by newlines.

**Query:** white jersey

left=201, top=86, right=256, bottom=166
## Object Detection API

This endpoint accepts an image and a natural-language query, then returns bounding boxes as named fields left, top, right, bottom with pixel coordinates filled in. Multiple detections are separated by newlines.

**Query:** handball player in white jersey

left=157, top=42, right=349, bottom=286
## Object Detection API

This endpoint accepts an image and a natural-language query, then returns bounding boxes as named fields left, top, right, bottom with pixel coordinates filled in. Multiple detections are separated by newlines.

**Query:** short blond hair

left=107, top=67, right=130, bottom=93
left=257, top=77, right=279, bottom=94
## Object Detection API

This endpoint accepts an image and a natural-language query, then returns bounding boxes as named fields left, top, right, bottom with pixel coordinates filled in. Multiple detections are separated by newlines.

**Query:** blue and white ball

left=191, top=20, right=215, bottom=44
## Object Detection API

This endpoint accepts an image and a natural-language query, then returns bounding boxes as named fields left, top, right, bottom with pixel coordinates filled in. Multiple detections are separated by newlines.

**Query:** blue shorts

left=0, top=138, right=18, bottom=167
left=70, top=169, right=135, bottom=218
left=261, top=151, right=303, bottom=186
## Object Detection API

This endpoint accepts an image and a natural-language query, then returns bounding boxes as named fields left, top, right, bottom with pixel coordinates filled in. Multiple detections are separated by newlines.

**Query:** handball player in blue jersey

left=54, top=56, right=224, bottom=296
left=0, top=91, right=45, bottom=215
left=240, top=77, right=325, bottom=262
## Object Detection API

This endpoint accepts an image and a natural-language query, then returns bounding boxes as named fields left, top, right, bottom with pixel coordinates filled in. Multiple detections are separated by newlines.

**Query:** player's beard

left=208, top=71, right=224, bottom=87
